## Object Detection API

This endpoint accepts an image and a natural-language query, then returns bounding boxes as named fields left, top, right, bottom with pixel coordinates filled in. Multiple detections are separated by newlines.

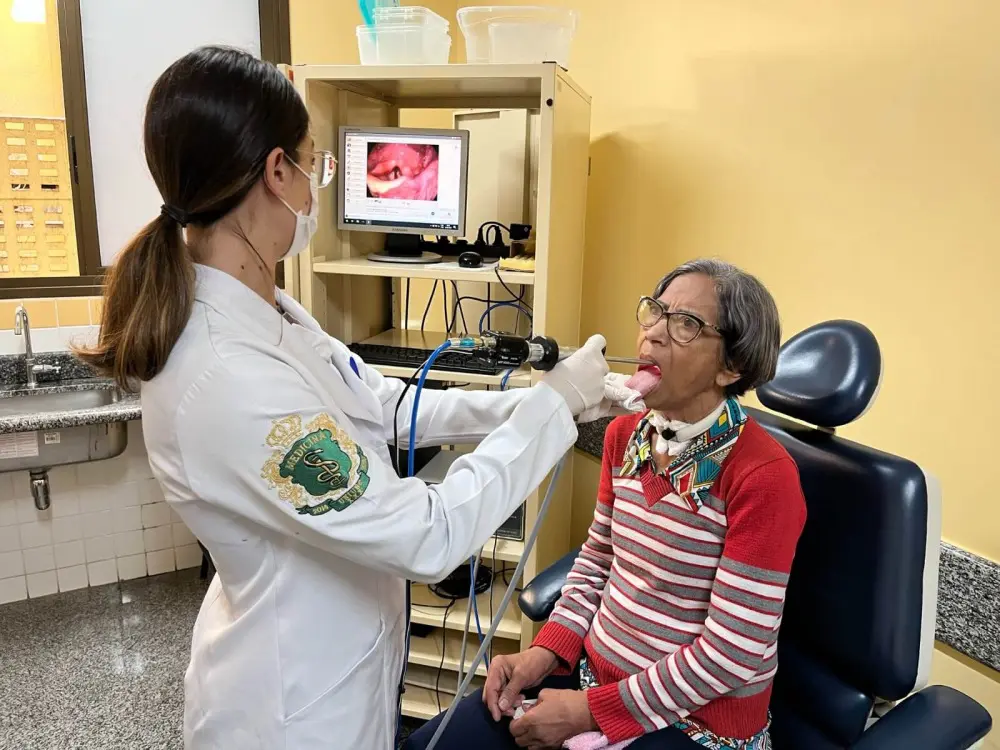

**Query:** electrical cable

left=478, top=302, right=533, bottom=334
left=499, top=369, right=514, bottom=391
left=434, top=601, right=455, bottom=713
left=456, top=552, right=479, bottom=694
left=441, top=281, right=449, bottom=335
left=475, top=220, right=510, bottom=246
left=407, top=341, right=452, bottom=479
left=423, top=453, right=569, bottom=750
left=393, top=366, right=424, bottom=475
left=451, top=281, right=469, bottom=335
left=472, top=564, right=487, bottom=664
left=405, top=279, right=411, bottom=329
left=420, top=281, right=439, bottom=333
left=395, top=340, right=455, bottom=739
left=490, top=535, right=498, bottom=664
left=493, top=266, right=531, bottom=336
left=493, top=266, right=528, bottom=307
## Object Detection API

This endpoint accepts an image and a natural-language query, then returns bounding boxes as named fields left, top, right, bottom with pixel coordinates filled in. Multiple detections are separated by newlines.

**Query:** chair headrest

left=757, top=320, right=881, bottom=429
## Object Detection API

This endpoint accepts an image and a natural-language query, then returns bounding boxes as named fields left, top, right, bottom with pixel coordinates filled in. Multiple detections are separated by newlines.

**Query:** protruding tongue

left=625, top=365, right=661, bottom=397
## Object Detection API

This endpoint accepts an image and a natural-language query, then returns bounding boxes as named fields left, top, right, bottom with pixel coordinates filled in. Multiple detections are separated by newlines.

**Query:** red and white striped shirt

left=534, top=412, right=806, bottom=743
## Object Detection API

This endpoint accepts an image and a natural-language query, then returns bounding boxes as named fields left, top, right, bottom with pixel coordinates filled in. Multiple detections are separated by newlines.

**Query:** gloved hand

left=577, top=372, right=648, bottom=423
left=540, top=334, right=609, bottom=417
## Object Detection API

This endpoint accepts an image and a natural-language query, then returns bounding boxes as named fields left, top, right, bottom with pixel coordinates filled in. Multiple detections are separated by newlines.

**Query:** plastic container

left=457, top=6, right=578, bottom=67
left=373, top=4, right=449, bottom=32
left=356, top=24, right=451, bottom=65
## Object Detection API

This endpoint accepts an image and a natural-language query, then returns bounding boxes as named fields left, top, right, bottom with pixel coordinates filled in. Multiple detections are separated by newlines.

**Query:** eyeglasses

left=310, top=150, right=337, bottom=189
left=636, top=296, right=726, bottom=344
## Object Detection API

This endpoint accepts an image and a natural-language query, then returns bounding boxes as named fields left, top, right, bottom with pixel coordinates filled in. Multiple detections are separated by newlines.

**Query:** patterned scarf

left=619, top=397, right=748, bottom=509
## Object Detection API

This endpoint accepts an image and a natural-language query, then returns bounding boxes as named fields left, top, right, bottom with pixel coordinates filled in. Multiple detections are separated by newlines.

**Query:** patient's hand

left=508, top=689, right=597, bottom=749
left=483, top=647, right=559, bottom=721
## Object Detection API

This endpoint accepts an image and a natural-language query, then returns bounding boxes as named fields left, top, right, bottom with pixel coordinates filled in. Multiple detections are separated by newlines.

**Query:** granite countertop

left=0, top=353, right=141, bottom=435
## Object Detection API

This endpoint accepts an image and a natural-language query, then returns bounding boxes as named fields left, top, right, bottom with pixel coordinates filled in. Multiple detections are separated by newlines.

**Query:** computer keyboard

left=349, top=342, right=505, bottom=376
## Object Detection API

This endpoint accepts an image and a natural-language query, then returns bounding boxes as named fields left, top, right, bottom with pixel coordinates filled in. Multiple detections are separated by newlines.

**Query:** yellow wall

left=291, top=1, right=1000, bottom=562
left=289, top=0, right=1000, bottom=707
left=0, top=0, right=64, bottom=117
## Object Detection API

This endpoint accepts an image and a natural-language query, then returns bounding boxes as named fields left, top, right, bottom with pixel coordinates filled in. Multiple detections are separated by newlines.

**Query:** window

left=0, top=0, right=290, bottom=299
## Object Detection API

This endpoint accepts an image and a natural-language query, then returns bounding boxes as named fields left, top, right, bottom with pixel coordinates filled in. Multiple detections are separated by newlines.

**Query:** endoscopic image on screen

left=366, top=142, right=440, bottom=201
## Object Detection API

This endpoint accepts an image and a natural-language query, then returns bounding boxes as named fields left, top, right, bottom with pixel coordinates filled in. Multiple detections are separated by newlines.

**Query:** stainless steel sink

left=0, top=386, right=119, bottom=417
left=0, top=382, right=129, bottom=508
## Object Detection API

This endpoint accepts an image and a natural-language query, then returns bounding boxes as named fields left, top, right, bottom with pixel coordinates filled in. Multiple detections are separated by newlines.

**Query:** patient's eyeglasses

left=309, top=150, right=337, bottom=189
left=636, top=296, right=726, bottom=345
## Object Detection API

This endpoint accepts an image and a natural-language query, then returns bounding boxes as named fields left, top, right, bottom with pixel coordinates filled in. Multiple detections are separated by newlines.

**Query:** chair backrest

left=753, top=321, right=940, bottom=748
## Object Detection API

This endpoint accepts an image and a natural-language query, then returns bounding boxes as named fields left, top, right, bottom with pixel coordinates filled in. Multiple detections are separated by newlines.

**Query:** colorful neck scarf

left=620, top=397, right=748, bottom=508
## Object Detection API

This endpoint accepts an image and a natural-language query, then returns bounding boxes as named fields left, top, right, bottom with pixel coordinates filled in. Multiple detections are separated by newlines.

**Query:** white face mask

left=278, top=158, right=319, bottom=259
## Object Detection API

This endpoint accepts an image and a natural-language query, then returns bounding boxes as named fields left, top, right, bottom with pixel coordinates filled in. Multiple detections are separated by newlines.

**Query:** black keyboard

left=349, top=343, right=505, bottom=376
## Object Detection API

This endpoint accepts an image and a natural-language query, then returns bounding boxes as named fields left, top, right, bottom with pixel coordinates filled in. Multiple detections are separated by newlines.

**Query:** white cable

left=424, top=453, right=568, bottom=750
left=456, top=551, right=481, bottom=692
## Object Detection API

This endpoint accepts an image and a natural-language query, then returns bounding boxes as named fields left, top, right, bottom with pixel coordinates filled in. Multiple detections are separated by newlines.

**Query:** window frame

left=0, top=0, right=291, bottom=299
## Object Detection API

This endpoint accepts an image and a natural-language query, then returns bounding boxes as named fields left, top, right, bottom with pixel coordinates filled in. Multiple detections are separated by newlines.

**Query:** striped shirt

left=534, top=413, right=806, bottom=743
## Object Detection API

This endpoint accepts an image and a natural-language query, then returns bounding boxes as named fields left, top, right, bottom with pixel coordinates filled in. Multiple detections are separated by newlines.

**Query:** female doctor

left=78, top=47, right=609, bottom=749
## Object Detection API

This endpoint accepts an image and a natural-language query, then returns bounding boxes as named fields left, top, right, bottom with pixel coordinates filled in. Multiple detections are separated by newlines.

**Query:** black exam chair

left=518, top=320, right=992, bottom=749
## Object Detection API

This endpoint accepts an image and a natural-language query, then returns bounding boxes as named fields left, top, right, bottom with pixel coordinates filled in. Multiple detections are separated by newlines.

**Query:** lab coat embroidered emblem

left=260, top=414, right=370, bottom=514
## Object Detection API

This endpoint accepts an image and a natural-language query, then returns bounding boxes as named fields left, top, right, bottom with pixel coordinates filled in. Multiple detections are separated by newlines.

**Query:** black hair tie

left=160, top=203, right=191, bottom=227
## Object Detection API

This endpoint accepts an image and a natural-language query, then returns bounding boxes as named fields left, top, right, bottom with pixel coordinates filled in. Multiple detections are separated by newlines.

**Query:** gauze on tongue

left=625, top=366, right=661, bottom=397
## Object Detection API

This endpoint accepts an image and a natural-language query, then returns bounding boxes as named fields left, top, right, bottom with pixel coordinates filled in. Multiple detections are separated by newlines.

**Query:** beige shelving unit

left=283, top=63, right=591, bottom=719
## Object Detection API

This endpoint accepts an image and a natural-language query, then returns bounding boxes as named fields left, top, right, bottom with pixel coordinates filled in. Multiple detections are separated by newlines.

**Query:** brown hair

left=76, top=46, right=308, bottom=390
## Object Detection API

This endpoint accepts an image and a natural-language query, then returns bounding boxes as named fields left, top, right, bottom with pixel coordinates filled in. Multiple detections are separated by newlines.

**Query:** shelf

left=484, top=537, right=524, bottom=564
left=372, top=363, right=530, bottom=388
left=410, top=579, right=522, bottom=641
left=405, top=663, right=485, bottom=697
left=408, top=624, right=519, bottom=678
left=356, top=329, right=532, bottom=388
left=402, top=685, right=448, bottom=720
left=313, top=256, right=535, bottom=286
left=289, top=63, right=588, bottom=108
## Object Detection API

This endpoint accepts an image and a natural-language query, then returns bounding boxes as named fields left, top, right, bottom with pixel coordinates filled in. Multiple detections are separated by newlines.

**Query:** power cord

left=434, top=601, right=455, bottom=713
left=420, top=281, right=439, bottom=333
left=405, top=279, right=411, bottom=329
left=478, top=302, right=533, bottom=334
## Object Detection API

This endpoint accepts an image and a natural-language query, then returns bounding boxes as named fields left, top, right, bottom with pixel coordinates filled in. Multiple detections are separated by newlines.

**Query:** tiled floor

left=0, top=568, right=426, bottom=749
left=0, top=569, right=208, bottom=749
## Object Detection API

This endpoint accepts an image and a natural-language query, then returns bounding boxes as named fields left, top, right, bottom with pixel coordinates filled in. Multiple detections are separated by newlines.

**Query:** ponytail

left=75, top=45, right=309, bottom=390
left=75, top=214, right=194, bottom=391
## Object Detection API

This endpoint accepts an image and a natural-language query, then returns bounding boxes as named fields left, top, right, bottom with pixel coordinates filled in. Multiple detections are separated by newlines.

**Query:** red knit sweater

left=534, top=413, right=806, bottom=743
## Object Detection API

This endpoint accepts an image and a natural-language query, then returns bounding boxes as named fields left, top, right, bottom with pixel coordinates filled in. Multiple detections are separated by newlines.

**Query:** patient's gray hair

left=653, top=259, right=781, bottom=397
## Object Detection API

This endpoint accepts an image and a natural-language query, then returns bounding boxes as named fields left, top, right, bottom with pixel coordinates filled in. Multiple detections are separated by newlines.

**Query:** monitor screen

left=338, top=126, right=469, bottom=236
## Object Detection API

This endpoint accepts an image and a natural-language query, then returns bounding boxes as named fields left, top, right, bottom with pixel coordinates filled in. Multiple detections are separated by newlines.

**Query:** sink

left=0, top=382, right=128, bottom=479
left=0, top=386, right=119, bottom=417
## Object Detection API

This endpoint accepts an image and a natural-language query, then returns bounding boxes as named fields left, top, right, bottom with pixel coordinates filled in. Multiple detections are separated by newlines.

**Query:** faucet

left=13, top=306, right=59, bottom=387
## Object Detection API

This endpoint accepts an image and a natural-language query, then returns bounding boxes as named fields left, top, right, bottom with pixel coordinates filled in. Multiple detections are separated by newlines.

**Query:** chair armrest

left=852, top=685, right=992, bottom=750
left=517, top=547, right=581, bottom=623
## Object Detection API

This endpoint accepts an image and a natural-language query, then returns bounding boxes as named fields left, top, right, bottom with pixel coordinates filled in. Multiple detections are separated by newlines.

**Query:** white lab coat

left=140, top=265, right=577, bottom=749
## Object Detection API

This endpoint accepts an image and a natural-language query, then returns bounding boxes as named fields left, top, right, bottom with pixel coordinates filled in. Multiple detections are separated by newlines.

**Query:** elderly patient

left=407, top=259, right=806, bottom=750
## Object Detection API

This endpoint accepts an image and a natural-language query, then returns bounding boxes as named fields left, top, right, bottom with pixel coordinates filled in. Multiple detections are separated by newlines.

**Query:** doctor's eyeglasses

left=636, top=296, right=727, bottom=345
left=306, top=150, right=337, bottom=189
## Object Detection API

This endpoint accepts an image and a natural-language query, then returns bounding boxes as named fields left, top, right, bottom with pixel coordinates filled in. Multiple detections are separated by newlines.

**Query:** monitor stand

left=367, top=234, right=442, bottom=264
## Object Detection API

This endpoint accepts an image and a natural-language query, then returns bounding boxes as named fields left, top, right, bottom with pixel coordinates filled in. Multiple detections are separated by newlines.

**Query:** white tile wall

left=0, top=422, right=202, bottom=602
left=0, top=325, right=101, bottom=357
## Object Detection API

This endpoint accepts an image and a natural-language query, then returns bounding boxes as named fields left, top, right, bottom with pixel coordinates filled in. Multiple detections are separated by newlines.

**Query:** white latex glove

left=577, top=372, right=648, bottom=423
left=539, top=334, right=609, bottom=416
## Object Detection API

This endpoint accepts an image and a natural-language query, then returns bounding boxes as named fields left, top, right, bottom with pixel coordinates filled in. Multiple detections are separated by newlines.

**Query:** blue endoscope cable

left=397, top=339, right=452, bottom=741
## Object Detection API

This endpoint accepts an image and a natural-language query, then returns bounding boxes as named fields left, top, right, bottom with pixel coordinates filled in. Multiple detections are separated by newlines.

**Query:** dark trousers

left=403, top=673, right=701, bottom=750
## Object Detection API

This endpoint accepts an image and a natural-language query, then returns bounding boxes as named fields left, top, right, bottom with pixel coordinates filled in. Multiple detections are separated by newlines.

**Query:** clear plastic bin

left=373, top=5, right=449, bottom=32
left=457, top=6, right=578, bottom=67
left=356, top=24, right=451, bottom=65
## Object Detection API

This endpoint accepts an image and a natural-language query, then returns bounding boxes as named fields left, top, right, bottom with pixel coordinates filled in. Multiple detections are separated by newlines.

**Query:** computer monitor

left=337, top=125, right=470, bottom=237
